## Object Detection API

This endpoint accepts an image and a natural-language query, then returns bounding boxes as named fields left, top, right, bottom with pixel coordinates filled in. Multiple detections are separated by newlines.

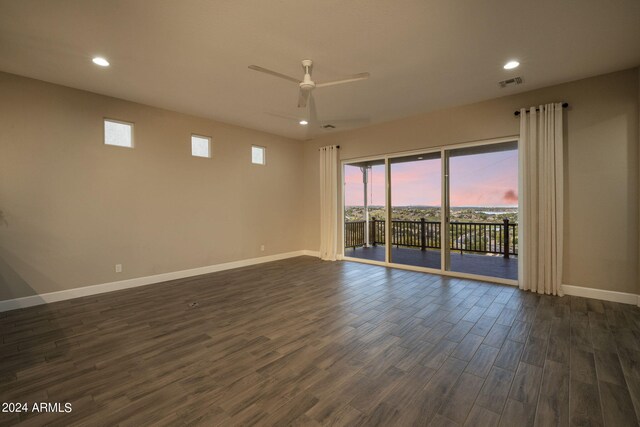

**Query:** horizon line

left=345, top=205, right=518, bottom=208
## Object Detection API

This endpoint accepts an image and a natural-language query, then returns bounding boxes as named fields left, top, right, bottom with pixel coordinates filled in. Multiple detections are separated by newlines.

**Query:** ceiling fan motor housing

left=300, top=81, right=315, bottom=91
left=301, top=59, right=315, bottom=90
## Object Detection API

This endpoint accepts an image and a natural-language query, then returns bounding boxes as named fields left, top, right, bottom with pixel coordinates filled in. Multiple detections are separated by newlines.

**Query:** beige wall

left=303, top=68, right=639, bottom=294
left=2, top=68, right=638, bottom=301
left=0, top=72, right=305, bottom=301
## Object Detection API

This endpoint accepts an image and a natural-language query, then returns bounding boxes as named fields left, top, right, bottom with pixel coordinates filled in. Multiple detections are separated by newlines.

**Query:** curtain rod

left=318, top=145, right=340, bottom=150
left=514, top=102, right=569, bottom=116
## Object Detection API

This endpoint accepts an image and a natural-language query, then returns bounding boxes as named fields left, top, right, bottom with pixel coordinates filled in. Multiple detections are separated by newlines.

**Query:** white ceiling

left=1, top=0, right=639, bottom=140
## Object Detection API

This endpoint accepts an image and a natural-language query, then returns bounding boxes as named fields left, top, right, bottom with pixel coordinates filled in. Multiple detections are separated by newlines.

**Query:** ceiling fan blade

left=298, top=89, right=310, bottom=108
left=320, top=117, right=371, bottom=128
left=248, top=65, right=301, bottom=83
left=315, top=72, right=370, bottom=88
left=264, top=111, right=302, bottom=121
left=305, top=94, right=319, bottom=140
left=309, top=93, right=318, bottom=125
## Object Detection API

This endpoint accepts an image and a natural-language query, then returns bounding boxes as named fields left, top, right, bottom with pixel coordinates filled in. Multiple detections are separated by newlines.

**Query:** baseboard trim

left=3, top=253, right=634, bottom=312
left=0, top=250, right=317, bottom=312
left=562, top=284, right=639, bottom=306
left=301, top=250, right=320, bottom=258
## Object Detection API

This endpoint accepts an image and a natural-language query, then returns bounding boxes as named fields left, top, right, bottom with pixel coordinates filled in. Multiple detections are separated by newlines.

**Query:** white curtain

left=519, top=103, right=564, bottom=296
left=319, top=145, right=338, bottom=261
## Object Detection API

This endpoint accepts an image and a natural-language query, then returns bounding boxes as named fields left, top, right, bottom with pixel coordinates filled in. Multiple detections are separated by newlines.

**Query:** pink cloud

left=503, top=190, right=518, bottom=203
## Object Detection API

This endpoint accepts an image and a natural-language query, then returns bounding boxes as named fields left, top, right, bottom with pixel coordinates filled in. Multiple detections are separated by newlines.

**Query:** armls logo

left=31, top=403, right=72, bottom=413
left=2, top=402, right=72, bottom=413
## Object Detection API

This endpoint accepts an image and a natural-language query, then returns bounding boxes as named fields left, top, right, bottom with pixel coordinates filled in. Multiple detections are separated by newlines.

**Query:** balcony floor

left=344, top=245, right=518, bottom=280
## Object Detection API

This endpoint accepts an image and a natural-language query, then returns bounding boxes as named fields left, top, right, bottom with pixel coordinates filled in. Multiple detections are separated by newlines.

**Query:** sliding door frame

left=442, top=150, right=450, bottom=272
left=340, top=135, right=519, bottom=286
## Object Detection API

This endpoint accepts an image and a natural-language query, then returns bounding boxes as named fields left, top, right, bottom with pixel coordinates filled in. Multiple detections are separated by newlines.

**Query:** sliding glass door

left=445, top=141, right=518, bottom=279
left=342, top=138, right=519, bottom=282
left=389, top=153, right=441, bottom=269
left=343, top=159, right=386, bottom=262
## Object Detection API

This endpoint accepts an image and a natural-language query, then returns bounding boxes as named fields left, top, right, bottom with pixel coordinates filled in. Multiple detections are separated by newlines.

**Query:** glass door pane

left=446, top=141, right=519, bottom=279
left=343, top=159, right=386, bottom=262
left=389, top=152, right=441, bottom=269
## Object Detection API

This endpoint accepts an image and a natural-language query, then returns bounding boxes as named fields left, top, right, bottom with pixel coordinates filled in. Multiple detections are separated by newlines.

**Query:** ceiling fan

left=248, top=59, right=369, bottom=108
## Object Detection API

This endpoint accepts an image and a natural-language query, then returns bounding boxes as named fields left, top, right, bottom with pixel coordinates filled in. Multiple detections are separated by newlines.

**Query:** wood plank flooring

left=1, top=256, right=639, bottom=426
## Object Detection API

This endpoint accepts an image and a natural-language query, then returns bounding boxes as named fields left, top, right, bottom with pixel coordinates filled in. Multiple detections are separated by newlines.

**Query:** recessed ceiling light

left=503, top=60, right=519, bottom=70
left=299, top=120, right=308, bottom=126
left=92, top=57, right=110, bottom=67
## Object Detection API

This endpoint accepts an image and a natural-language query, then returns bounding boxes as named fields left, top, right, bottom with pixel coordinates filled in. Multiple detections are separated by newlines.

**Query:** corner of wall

left=302, top=139, right=322, bottom=252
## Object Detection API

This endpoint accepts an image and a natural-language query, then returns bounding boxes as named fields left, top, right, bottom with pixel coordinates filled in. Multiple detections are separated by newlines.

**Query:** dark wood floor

left=344, top=246, right=518, bottom=280
left=1, top=257, right=639, bottom=426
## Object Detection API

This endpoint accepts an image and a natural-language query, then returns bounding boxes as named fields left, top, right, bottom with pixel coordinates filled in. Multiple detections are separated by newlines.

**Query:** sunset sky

left=344, top=149, right=518, bottom=207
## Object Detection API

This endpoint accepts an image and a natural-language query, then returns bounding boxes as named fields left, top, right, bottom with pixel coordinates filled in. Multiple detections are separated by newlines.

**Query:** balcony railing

left=345, top=218, right=518, bottom=258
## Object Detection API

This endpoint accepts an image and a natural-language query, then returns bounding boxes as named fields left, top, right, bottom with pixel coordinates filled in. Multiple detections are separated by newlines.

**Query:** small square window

left=252, top=145, right=266, bottom=165
left=104, top=119, right=133, bottom=148
left=191, top=134, right=211, bottom=158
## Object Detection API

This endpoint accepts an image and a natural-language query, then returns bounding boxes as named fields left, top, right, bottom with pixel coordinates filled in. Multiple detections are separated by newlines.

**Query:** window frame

left=191, top=134, right=212, bottom=158
left=103, top=118, right=135, bottom=149
left=251, top=145, right=266, bottom=165
left=340, top=135, right=520, bottom=287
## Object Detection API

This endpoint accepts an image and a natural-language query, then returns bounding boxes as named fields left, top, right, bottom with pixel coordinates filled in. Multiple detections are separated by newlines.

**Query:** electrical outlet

left=115, top=264, right=122, bottom=273
left=260, top=245, right=265, bottom=252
